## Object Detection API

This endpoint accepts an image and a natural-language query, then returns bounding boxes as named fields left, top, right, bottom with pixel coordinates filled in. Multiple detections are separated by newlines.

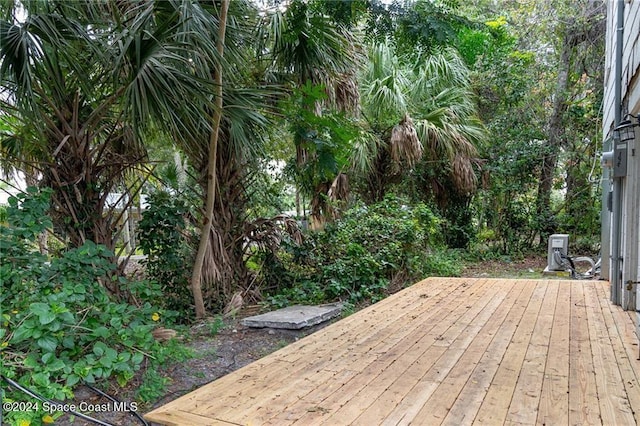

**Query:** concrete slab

left=241, top=304, right=342, bottom=330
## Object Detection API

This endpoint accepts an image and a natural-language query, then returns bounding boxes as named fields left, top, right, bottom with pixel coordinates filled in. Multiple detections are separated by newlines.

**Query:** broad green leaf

left=29, top=302, right=50, bottom=316
left=66, top=374, right=80, bottom=387
left=42, top=352, right=54, bottom=364
left=24, top=353, right=40, bottom=369
left=131, top=352, right=144, bottom=365
left=10, top=325, right=33, bottom=343
left=92, top=326, right=110, bottom=338
left=37, top=335, right=58, bottom=352
left=32, top=372, right=51, bottom=387
left=93, top=342, right=107, bottom=357
left=49, top=358, right=66, bottom=372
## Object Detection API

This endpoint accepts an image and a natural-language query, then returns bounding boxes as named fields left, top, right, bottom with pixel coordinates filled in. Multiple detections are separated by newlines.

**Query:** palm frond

left=390, top=113, right=423, bottom=170
left=451, top=154, right=478, bottom=194
left=350, top=130, right=383, bottom=174
left=328, top=172, right=349, bottom=202
left=333, top=71, right=360, bottom=114
left=0, top=20, right=36, bottom=103
left=243, top=214, right=303, bottom=254
left=413, top=48, right=471, bottom=94
left=260, top=0, right=358, bottom=112
left=360, top=41, right=410, bottom=124
left=415, top=119, right=479, bottom=161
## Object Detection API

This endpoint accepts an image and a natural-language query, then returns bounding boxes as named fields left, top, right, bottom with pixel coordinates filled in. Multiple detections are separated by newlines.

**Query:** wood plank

left=595, top=280, right=640, bottom=425
left=292, top=279, right=497, bottom=425
left=344, top=279, right=514, bottom=425
left=145, top=279, right=640, bottom=426
left=409, top=279, right=525, bottom=425
left=379, top=280, right=529, bottom=426
left=536, top=280, right=570, bottom=425
left=144, top=408, right=240, bottom=426
left=473, top=280, right=547, bottom=425
left=441, top=280, right=537, bottom=426
left=227, top=279, right=494, bottom=424
left=568, top=280, right=600, bottom=425
left=505, top=280, right=558, bottom=425
left=584, top=281, right=636, bottom=424
left=164, top=278, right=455, bottom=420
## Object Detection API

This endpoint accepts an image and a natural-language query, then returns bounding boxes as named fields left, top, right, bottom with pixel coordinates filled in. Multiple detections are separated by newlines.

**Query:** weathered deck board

left=567, top=280, right=600, bottom=425
left=537, top=280, right=570, bottom=425
left=145, top=278, right=640, bottom=426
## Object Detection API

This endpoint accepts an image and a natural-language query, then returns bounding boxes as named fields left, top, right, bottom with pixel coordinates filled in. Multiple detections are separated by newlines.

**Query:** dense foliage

left=138, top=190, right=197, bottom=321
left=459, top=1, right=604, bottom=256
left=262, top=196, right=460, bottom=308
left=0, top=189, right=179, bottom=425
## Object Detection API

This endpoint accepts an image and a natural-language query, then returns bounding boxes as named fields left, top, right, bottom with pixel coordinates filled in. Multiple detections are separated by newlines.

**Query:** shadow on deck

left=145, top=277, right=640, bottom=425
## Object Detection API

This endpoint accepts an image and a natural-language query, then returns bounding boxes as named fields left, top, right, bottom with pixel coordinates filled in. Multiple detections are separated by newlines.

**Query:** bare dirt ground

left=61, top=254, right=549, bottom=425
left=460, top=254, right=548, bottom=279
left=64, top=317, right=333, bottom=425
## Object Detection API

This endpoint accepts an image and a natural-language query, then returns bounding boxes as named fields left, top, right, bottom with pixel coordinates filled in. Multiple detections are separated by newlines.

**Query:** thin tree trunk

left=536, top=33, right=571, bottom=240
left=191, top=0, right=229, bottom=319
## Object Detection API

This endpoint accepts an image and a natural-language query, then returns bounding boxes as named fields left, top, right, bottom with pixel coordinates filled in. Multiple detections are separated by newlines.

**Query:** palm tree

left=165, top=0, right=281, bottom=313
left=354, top=41, right=486, bottom=205
left=189, top=0, right=230, bottom=318
left=258, top=0, right=360, bottom=228
left=0, top=1, right=219, bottom=292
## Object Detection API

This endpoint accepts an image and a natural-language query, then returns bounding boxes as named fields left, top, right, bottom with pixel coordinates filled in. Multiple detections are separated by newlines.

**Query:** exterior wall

left=603, top=0, right=640, bottom=311
left=603, top=0, right=640, bottom=133
left=624, top=0, right=640, bottom=112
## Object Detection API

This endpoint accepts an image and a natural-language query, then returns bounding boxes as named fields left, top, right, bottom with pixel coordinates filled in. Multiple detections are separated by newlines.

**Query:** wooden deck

left=145, top=278, right=640, bottom=425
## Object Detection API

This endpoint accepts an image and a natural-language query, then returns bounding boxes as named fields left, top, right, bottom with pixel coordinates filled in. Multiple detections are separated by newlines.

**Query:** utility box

left=547, top=234, right=569, bottom=271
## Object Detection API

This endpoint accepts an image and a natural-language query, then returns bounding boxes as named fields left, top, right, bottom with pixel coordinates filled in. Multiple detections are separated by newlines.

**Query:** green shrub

left=263, top=195, right=457, bottom=307
left=0, top=188, right=177, bottom=426
left=419, top=249, right=462, bottom=277
left=137, top=190, right=196, bottom=322
left=0, top=204, right=7, bottom=224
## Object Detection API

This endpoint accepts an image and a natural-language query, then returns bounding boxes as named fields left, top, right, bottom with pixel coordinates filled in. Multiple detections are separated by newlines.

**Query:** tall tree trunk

left=200, top=141, right=250, bottom=309
left=536, top=33, right=571, bottom=241
left=191, top=0, right=229, bottom=319
left=535, top=6, right=604, bottom=242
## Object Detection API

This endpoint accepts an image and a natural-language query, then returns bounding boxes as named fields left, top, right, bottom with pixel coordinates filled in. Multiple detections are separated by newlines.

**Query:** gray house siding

left=602, top=0, right=640, bottom=314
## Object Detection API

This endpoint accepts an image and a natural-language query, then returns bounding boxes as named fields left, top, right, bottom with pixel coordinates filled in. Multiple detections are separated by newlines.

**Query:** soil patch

left=61, top=316, right=335, bottom=426
left=461, top=254, right=548, bottom=278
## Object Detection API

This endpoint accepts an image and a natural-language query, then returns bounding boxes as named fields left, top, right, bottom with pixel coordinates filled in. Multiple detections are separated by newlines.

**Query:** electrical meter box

left=547, top=234, right=569, bottom=271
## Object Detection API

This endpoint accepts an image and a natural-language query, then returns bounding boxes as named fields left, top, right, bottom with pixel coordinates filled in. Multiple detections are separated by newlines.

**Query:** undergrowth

left=260, top=195, right=461, bottom=308
left=0, top=187, right=185, bottom=426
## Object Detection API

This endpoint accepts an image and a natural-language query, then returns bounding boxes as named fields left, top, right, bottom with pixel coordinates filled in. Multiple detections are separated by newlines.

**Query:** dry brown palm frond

left=451, top=154, right=478, bottom=194
left=481, top=168, right=490, bottom=189
left=328, top=173, right=349, bottom=202
left=202, top=226, right=228, bottom=285
left=223, top=291, right=244, bottom=318
left=281, top=216, right=304, bottom=245
left=390, top=113, right=423, bottom=172
left=334, top=73, right=360, bottom=114
left=243, top=214, right=303, bottom=255
left=327, top=173, right=350, bottom=220
left=152, top=327, right=178, bottom=342
left=470, top=158, right=489, bottom=190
